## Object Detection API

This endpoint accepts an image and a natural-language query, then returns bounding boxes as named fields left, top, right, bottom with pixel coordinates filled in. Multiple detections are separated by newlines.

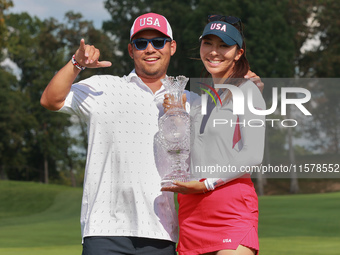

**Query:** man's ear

left=170, top=40, right=177, bottom=56
left=128, top=43, right=134, bottom=59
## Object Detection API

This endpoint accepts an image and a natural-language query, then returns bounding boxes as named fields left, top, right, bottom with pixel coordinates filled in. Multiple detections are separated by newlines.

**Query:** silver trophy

left=157, top=76, right=190, bottom=187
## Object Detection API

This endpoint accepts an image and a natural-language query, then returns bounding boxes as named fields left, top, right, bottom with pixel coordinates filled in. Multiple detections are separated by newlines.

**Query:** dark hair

left=231, top=38, right=249, bottom=79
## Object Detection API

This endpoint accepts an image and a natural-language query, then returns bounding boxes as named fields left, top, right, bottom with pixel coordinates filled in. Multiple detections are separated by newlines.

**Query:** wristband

left=204, top=179, right=215, bottom=191
left=71, top=55, right=86, bottom=71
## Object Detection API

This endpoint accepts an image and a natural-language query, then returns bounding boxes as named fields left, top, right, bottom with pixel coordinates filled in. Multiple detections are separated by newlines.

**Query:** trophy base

left=161, top=174, right=189, bottom=188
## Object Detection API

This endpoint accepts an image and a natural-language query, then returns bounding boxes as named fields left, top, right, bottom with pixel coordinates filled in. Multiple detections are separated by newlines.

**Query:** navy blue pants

left=82, top=236, right=176, bottom=255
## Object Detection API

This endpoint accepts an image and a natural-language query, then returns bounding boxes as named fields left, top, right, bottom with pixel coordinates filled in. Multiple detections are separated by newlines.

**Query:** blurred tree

left=305, top=79, right=340, bottom=154
left=5, top=13, right=71, bottom=183
left=297, top=1, right=340, bottom=154
left=0, top=68, right=30, bottom=180
left=298, top=0, right=340, bottom=77
left=3, top=10, right=117, bottom=185
left=0, top=0, right=13, bottom=59
left=0, top=0, right=18, bottom=180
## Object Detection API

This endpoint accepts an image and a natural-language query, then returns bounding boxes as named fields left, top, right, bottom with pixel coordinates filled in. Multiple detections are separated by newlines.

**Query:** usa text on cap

left=201, top=21, right=243, bottom=48
left=130, top=13, right=173, bottom=40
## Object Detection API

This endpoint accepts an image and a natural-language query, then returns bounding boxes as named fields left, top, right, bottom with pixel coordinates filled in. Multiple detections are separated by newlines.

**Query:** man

left=41, top=12, right=263, bottom=255
left=41, top=12, right=179, bottom=255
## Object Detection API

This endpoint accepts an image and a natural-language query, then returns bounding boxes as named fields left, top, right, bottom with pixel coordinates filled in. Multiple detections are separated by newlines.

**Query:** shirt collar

left=125, top=69, right=139, bottom=83
left=124, top=69, right=166, bottom=95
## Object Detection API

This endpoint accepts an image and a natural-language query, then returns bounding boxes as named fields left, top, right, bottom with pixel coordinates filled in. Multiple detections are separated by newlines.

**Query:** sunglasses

left=207, top=15, right=243, bottom=35
left=131, top=37, right=172, bottom=50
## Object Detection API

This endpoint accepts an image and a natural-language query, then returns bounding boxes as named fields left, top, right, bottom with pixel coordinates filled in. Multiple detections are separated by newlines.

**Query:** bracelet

left=71, top=55, right=86, bottom=71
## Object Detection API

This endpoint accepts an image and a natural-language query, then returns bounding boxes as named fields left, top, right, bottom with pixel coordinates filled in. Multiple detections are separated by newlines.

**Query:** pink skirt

left=177, top=175, right=259, bottom=255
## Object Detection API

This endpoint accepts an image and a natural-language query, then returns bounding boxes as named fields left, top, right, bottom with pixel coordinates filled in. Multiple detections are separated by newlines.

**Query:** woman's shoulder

left=239, top=79, right=263, bottom=98
left=239, top=79, right=259, bottom=90
left=239, top=79, right=266, bottom=108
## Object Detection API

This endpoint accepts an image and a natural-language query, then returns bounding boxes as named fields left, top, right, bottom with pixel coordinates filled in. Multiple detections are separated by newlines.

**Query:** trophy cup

left=157, top=76, right=190, bottom=187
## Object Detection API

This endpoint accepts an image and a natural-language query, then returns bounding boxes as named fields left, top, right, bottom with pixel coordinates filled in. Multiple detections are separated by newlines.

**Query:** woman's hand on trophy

left=161, top=180, right=208, bottom=194
left=163, top=94, right=187, bottom=113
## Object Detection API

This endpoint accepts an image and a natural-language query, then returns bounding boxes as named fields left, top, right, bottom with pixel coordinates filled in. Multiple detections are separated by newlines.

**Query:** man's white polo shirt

left=58, top=70, right=192, bottom=243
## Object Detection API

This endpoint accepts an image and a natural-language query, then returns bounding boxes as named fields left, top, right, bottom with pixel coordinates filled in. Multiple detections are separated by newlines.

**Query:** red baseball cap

left=130, top=13, right=173, bottom=40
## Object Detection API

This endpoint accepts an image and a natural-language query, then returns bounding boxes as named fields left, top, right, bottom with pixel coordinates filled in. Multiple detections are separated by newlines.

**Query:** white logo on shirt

left=223, top=238, right=232, bottom=243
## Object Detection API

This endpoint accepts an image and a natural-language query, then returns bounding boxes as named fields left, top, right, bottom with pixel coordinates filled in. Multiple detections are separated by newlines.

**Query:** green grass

left=259, top=192, right=340, bottom=254
left=0, top=180, right=83, bottom=254
left=0, top=180, right=339, bottom=254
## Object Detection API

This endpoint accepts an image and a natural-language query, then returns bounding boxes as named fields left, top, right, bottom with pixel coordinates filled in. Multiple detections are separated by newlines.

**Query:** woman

left=162, top=15, right=265, bottom=255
